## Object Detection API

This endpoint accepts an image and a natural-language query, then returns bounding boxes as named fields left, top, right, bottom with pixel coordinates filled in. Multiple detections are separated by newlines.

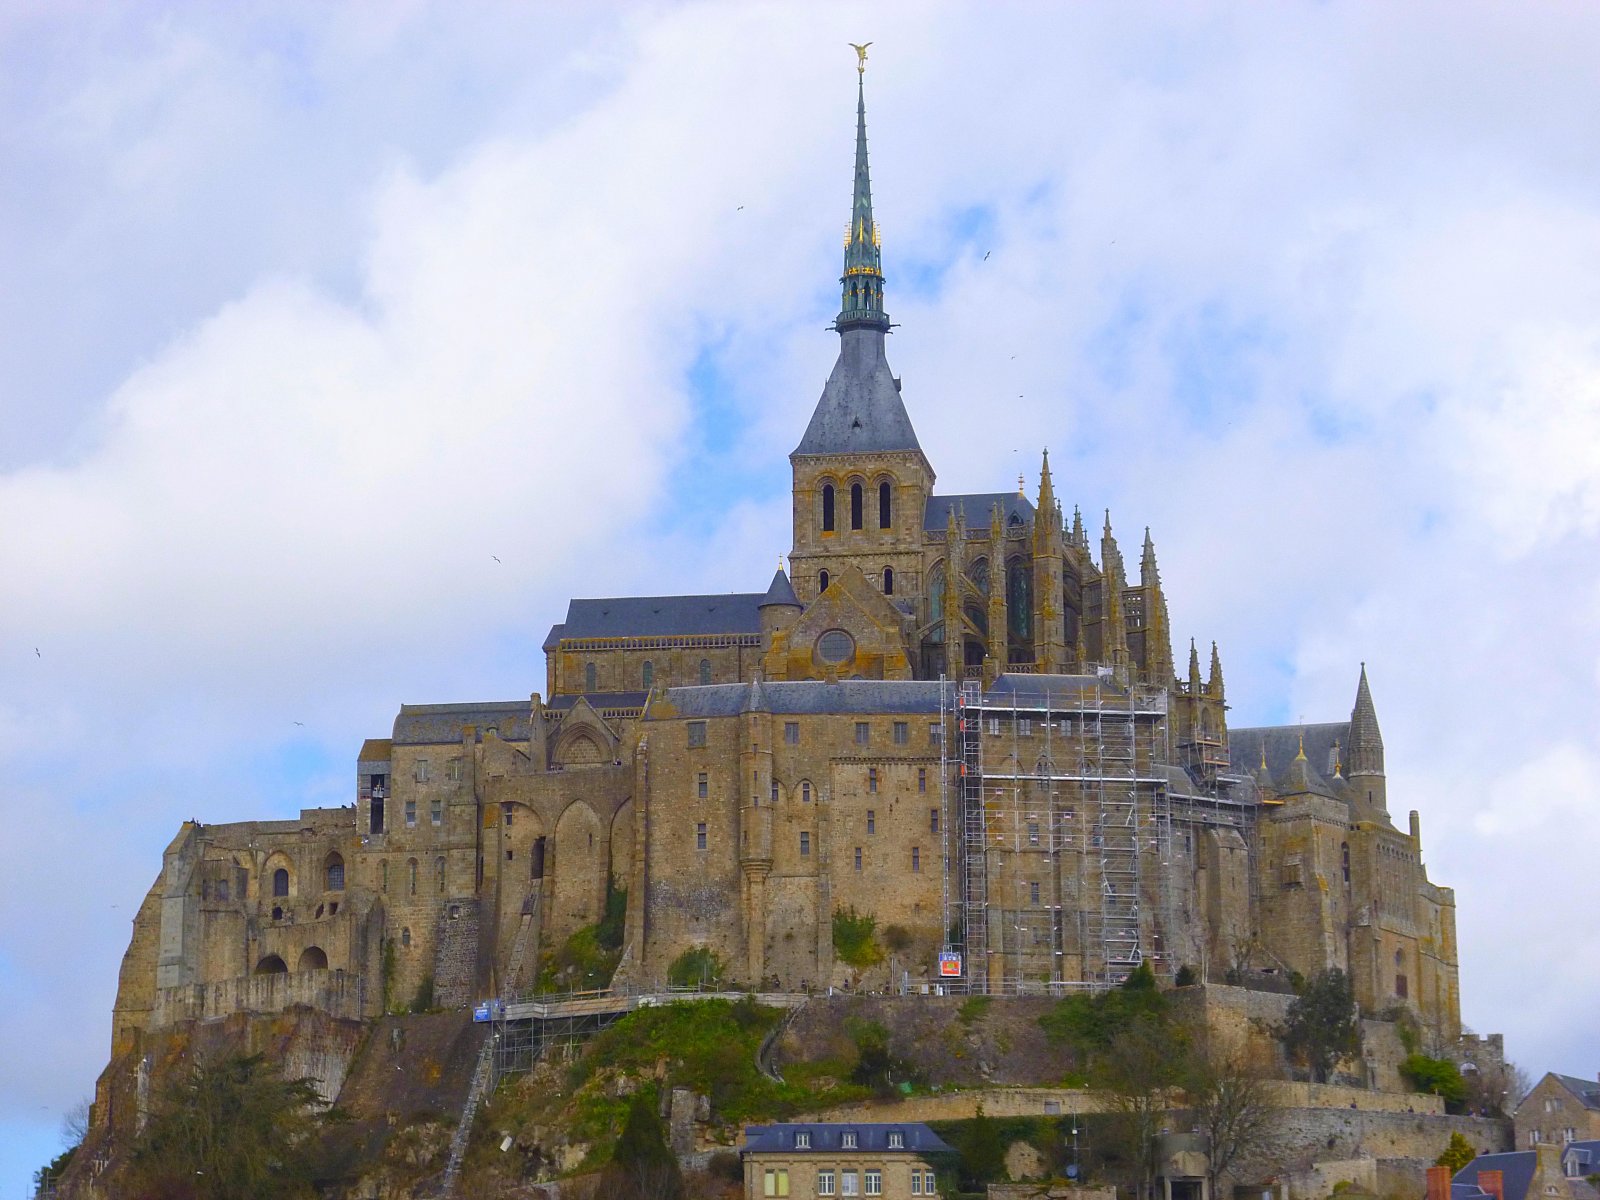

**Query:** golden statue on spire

left=849, top=42, right=872, bottom=75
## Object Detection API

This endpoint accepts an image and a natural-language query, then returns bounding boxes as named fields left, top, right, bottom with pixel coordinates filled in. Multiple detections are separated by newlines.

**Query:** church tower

left=789, top=56, right=935, bottom=610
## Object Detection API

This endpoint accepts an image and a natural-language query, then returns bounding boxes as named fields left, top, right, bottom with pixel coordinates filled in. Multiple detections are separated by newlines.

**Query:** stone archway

left=551, top=800, right=605, bottom=942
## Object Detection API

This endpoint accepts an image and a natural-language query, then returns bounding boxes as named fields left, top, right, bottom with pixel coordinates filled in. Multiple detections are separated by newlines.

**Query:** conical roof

left=760, top=567, right=801, bottom=609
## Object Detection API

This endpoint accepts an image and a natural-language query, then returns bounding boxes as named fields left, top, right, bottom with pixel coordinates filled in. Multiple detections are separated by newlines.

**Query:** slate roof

left=925, top=491, right=1035, bottom=532
left=986, top=671, right=1130, bottom=701
left=1229, top=722, right=1349, bottom=794
left=1555, top=1074, right=1600, bottom=1110
left=556, top=594, right=764, bottom=640
left=654, top=679, right=945, bottom=719
left=1455, top=1143, right=1600, bottom=1200
left=741, top=1122, right=955, bottom=1156
left=760, top=568, right=801, bottom=609
left=793, top=329, right=922, bottom=457
left=547, top=692, right=649, bottom=712
left=393, top=702, right=531, bottom=745
left=542, top=623, right=564, bottom=652
left=358, top=738, right=392, bottom=764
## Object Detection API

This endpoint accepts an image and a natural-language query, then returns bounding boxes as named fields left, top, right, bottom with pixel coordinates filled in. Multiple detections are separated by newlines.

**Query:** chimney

left=1427, top=1165, right=1452, bottom=1200
left=1479, top=1170, right=1503, bottom=1200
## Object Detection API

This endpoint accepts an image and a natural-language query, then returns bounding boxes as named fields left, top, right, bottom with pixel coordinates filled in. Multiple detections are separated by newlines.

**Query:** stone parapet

left=150, top=968, right=363, bottom=1026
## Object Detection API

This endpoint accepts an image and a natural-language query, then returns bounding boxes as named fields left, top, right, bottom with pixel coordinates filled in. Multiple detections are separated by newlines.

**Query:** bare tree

left=1183, top=1031, right=1281, bottom=1197
left=1095, top=1016, right=1189, bottom=1200
left=62, top=1096, right=92, bottom=1146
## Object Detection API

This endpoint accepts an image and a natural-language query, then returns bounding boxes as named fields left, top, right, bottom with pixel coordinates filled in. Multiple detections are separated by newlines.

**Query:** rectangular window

left=987, top=718, right=1000, bottom=736
left=431, top=799, right=443, bottom=826
left=216, top=879, right=229, bottom=902
left=1019, top=718, right=1033, bottom=735
left=697, top=772, right=708, bottom=799
left=893, top=721, right=908, bottom=744
left=865, top=1170, right=882, bottom=1196
left=800, top=831, right=811, bottom=856
left=504, top=810, right=513, bottom=826
left=854, top=846, right=863, bottom=872
left=912, top=1172, right=922, bottom=1196
left=785, top=721, right=800, bottom=745
left=887, top=1129, right=903, bottom=1147
left=929, top=723, right=942, bottom=746
left=866, top=809, right=876, bottom=833
left=696, top=822, right=707, bottom=851
left=918, top=767, right=927, bottom=793
left=818, top=1169, right=835, bottom=1196
left=448, top=758, right=462, bottom=782
left=1030, top=880, right=1040, bottom=904
left=415, top=758, right=430, bottom=782
left=842, top=1131, right=857, bottom=1150
left=687, top=721, right=707, bottom=748
left=405, top=799, right=417, bottom=827
left=506, top=849, right=514, bottom=861
left=855, top=721, right=870, bottom=746
left=912, top=847, right=921, bottom=872
left=1028, top=821, right=1040, bottom=845
left=795, top=1131, right=810, bottom=1150
left=763, top=1167, right=790, bottom=1197
left=841, top=1171, right=859, bottom=1197
left=868, top=769, right=878, bottom=794
left=930, top=808, right=940, bottom=833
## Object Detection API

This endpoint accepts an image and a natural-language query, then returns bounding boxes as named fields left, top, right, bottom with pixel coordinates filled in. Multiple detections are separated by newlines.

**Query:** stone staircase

left=437, top=1033, right=495, bottom=1198
left=503, top=892, right=540, bottom=995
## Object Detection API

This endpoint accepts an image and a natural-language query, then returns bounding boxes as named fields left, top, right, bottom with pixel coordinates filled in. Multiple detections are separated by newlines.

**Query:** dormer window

left=795, top=1131, right=811, bottom=1149
left=888, top=1130, right=904, bottom=1149
left=841, top=1130, right=857, bottom=1149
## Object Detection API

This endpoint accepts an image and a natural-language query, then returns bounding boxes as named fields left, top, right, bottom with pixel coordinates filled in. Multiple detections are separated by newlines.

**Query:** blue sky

left=5, top=2, right=1600, bottom=1192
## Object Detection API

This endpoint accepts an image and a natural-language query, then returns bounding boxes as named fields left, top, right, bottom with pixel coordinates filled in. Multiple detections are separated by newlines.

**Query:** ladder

left=438, top=1033, right=495, bottom=1197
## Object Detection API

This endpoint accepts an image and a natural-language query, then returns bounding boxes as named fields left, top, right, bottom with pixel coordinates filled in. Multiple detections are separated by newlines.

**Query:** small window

left=431, top=799, right=442, bottom=826
left=642, top=660, right=654, bottom=690
left=855, top=721, right=870, bottom=745
left=850, top=482, right=863, bottom=530
left=800, top=831, right=811, bottom=856
left=883, top=566, right=894, bottom=595
left=842, top=1130, right=858, bottom=1150
left=504, top=809, right=514, bottom=827
left=912, top=1171, right=923, bottom=1196
left=918, top=767, right=927, bottom=792
left=879, top=480, right=892, bottom=529
left=584, top=662, right=597, bottom=692
left=1028, top=821, right=1040, bottom=845
left=866, top=809, right=876, bottom=832
left=696, top=822, right=708, bottom=851
left=771, top=780, right=780, bottom=804
left=1020, top=718, right=1033, bottom=736
left=911, top=846, right=920, bottom=872
left=842, top=1171, right=859, bottom=1196
left=405, top=799, right=417, bottom=827
left=697, top=772, right=708, bottom=799
left=822, top=483, right=836, bottom=532
left=893, top=721, right=908, bottom=744
left=448, top=757, right=462, bottom=782
left=1342, top=842, right=1351, bottom=883
left=868, top=769, right=878, bottom=794
left=506, top=849, right=514, bottom=861
left=1396, top=973, right=1408, bottom=999
left=865, top=1169, right=882, bottom=1196
left=415, top=758, right=430, bottom=783
left=785, top=721, right=800, bottom=745
left=325, top=857, right=345, bottom=891
left=854, top=846, right=863, bottom=872
left=400, top=926, right=410, bottom=948
left=699, top=659, right=712, bottom=685
left=820, top=569, right=831, bottom=593
left=763, top=1168, right=790, bottom=1197
left=795, top=1130, right=811, bottom=1149
left=436, top=857, right=446, bottom=893
left=929, top=723, right=942, bottom=745
left=1030, top=880, right=1041, bottom=904
left=688, top=721, right=707, bottom=748
left=802, top=782, right=812, bottom=803
left=407, top=859, right=418, bottom=896
left=818, top=1170, right=836, bottom=1197
left=216, top=878, right=229, bottom=902
left=272, top=868, right=289, bottom=898
left=888, top=1130, right=904, bottom=1149
left=930, top=808, right=940, bottom=833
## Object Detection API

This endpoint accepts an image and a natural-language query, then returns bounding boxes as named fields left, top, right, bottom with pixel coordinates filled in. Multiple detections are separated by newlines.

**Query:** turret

left=758, top=563, right=802, bottom=642
left=1137, top=528, right=1175, bottom=685
left=1346, top=663, right=1388, bottom=820
left=1100, top=512, right=1129, bottom=672
left=1188, top=638, right=1203, bottom=693
left=1031, top=450, right=1069, bottom=672
left=1207, top=641, right=1225, bottom=700
left=986, top=503, right=1008, bottom=681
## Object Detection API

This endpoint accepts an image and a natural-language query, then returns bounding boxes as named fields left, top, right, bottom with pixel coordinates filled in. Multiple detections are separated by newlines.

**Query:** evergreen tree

left=1281, top=969, right=1362, bottom=1084
left=603, top=1089, right=685, bottom=1200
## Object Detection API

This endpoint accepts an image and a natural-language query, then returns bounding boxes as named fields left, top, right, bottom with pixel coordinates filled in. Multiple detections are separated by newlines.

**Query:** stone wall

left=433, top=897, right=481, bottom=1007
left=150, top=968, right=364, bottom=1027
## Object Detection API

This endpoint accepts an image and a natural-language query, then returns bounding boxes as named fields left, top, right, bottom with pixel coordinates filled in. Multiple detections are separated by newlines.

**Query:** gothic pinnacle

left=1208, top=640, right=1224, bottom=698
left=834, top=57, right=888, bottom=334
left=1140, top=526, right=1160, bottom=589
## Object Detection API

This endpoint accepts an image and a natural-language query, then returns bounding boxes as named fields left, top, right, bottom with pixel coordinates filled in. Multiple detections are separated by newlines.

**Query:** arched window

left=1007, top=557, right=1032, bottom=647
left=400, top=927, right=411, bottom=948
left=698, top=658, right=712, bottom=685
left=801, top=782, right=812, bottom=803
left=822, top=483, right=835, bottom=532
left=272, top=868, right=289, bottom=898
left=642, top=660, right=653, bottom=690
left=879, top=480, right=892, bottom=528
left=584, top=662, right=597, bottom=692
left=819, top=569, right=830, bottom=594
left=325, top=853, right=344, bottom=892
left=297, top=946, right=328, bottom=972
left=883, top=566, right=894, bottom=596
left=254, top=954, right=288, bottom=975
left=850, top=482, right=864, bottom=530
left=436, top=856, right=446, bottom=894
left=407, top=858, right=418, bottom=896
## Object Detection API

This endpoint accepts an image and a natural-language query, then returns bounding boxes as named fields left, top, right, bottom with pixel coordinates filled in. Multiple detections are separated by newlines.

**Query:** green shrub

left=832, top=907, right=884, bottom=968
left=667, top=946, right=724, bottom=989
left=538, top=924, right=622, bottom=993
left=597, top=876, right=627, bottom=952
left=1175, top=964, right=1199, bottom=987
left=1436, top=1131, right=1476, bottom=1172
left=957, top=994, right=992, bottom=1025
left=1402, top=1054, right=1468, bottom=1110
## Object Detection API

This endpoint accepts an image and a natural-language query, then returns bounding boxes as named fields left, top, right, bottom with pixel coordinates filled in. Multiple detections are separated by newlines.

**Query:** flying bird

left=34, top=647, right=40, bottom=657
left=293, top=721, right=305, bottom=727
left=983, top=251, right=991, bottom=261
left=736, top=205, right=745, bottom=211
left=492, top=555, right=501, bottom=563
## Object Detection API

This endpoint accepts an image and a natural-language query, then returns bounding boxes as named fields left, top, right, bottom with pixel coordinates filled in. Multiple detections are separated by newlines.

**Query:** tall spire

left=835, top=60, right=888, bottom=334
left=1347, top=662, right=1385, bottom=776
left=1140, top=527, right=1160, bottom=589
left=1207, top=641, right=1225, bottom=699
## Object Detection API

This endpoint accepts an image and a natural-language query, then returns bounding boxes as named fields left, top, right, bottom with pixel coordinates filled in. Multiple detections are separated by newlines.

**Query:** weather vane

left=849, top=42, right=872, bottom=75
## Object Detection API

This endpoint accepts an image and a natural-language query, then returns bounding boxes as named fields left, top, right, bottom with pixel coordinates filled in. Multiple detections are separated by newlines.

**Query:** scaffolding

left=946, top=670, right=1179, bottom=994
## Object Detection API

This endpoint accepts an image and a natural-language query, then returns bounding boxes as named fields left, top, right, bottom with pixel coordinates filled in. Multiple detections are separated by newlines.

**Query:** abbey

left=106, top=68, right=1462, bottom=1068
